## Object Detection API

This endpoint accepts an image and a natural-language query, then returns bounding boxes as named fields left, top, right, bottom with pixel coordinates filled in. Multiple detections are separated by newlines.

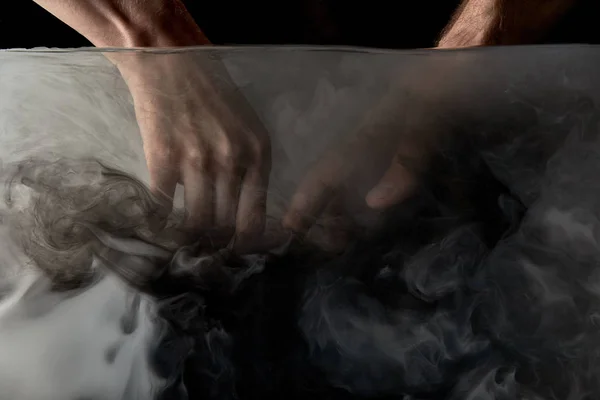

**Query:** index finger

left=282, top=153, right=346, bottom=234
left=236, top=165, right=269, bottom=237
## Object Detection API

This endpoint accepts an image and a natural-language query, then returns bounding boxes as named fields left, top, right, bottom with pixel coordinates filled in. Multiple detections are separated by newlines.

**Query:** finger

left=147, top=161, right=178, bottom=207
left=366, top=155, right=419, bottom=210
left=143, top=149, right=179, bottom=233
left=235, top=166, right=268, bottom=238
left=282, top=154, right=345, bottom=234
left=305, top=195, right=353, bottom=253
left=137, top=116, right=178, bottom=207
left=214, top=167, right=243, bottom=232
left=181, top=155, right=214, bottom=230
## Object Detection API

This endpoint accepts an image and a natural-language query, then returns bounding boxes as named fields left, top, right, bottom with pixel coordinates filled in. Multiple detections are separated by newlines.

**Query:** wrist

left=33, top=0, right=210, bottom=48
left=115, top=9, right=210, bottom=47
left=99, top=1, right=211, bottom=73
left=92, top=1, right=210, bottom=48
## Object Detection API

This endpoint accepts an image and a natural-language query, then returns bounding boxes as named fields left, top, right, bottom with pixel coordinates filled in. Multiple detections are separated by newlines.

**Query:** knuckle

left=185, top=148, right=210, bottom=170
left=216, top=142, right=241, bottom=171
left=247, top=134, right=271, bottom=162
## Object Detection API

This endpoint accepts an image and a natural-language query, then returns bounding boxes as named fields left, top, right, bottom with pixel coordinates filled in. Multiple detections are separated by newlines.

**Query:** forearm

left=32, top=0, right=210, bottom=47
left=438, top=0, right=578, bottom=48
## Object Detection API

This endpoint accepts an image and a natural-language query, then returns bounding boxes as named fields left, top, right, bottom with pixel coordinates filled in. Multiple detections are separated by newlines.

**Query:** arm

left=31, top=0, right=210, bottom=47
left=438, top=0, right=579, bottom=48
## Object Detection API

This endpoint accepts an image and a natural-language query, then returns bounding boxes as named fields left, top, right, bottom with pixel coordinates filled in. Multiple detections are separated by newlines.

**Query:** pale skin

left=33, top=0, right=272, bottom=245
left=32, top=0, right=578, bottom=247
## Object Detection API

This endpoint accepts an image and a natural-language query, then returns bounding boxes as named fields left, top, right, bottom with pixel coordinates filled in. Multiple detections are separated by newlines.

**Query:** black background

left=1, top=0, right=600, bottom=50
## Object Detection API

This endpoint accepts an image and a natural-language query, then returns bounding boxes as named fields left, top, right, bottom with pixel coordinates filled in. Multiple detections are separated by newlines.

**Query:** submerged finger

left=235, top=166, right=268, bottom=238
left=366, top=158, right=418, bottom=209
left=181, top=155, right=214, bottom=230
left=214, top=168, right=243, bottom=233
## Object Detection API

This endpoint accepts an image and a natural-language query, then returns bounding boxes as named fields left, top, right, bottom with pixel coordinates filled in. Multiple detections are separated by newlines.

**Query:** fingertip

left=282, top=190, right=328, bottom=234
left=282, top=157, right=343, bottom=234
left=366, top=178, right=416, bottom=210
left=148, top=168, right=178, bottom=206
left=281, top=210, right=305, bottom=233
left=238, top=206, right=266, bottom=236
left=366, top=185, right=394, bottom=209
left=150, top=186, right=175, bottom=208
left=305, top=223, right=349, bottom=254
left=233, top=199, right=267, bottom=254
left=365, top=156, right=421, bottom=209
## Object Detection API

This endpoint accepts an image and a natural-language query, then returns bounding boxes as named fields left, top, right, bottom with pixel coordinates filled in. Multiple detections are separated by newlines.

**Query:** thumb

left=365, top=157, right=419, bottom=210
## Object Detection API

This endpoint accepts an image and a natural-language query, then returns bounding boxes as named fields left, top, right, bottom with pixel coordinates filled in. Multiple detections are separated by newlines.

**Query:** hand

left=282, top=87, right=447, bottom=248
left=116, top=53, right=271, bottom=241
left=32, top=0, right=272, bottom=243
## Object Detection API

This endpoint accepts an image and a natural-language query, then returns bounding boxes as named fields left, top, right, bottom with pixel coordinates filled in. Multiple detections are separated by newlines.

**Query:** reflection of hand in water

left=116, top=55, right=272, bottom=240
left=283, top=90, right=445, bottom=246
